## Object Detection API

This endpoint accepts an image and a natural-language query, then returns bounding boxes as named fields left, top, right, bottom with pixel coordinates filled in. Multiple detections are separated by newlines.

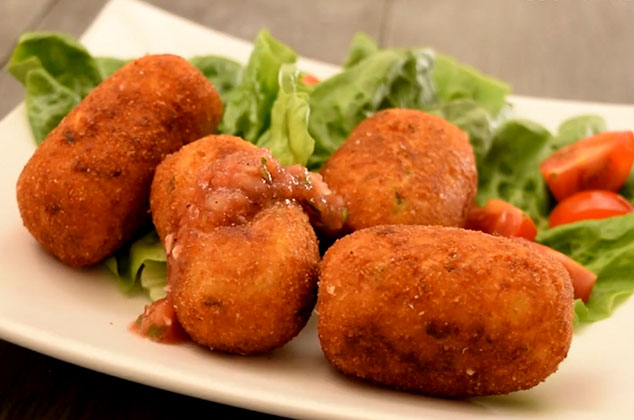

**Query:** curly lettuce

left=538, top=214, right=634, bottom=323
left=476, top=119, right=553, bottom=227
left=433, top=54, right=510, bottom=118
left=307, top=47, right=436, bottom=169
left=220, top=29, right=296, bottom=143
left=189, top=55, right=243, bottom=103
left=105, top=230, right=166, bottom=300
left=551, top=114, right=607, bottom=150
left=256, top=64, right=315, bottom=166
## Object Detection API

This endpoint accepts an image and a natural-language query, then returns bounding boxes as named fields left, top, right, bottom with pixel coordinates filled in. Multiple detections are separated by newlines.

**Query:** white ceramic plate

left=1, top=1, right=633, bottom=419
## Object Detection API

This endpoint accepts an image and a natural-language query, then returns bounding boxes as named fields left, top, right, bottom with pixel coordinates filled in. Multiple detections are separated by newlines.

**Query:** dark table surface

left=1, top=0, right=633, bottom=418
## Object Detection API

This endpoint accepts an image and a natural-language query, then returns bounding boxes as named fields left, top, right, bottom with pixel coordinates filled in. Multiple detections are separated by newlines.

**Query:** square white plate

left=1, top=1, right=633, bottom=419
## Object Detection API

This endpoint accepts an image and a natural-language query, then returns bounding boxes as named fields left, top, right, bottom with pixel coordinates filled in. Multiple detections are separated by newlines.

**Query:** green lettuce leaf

left=220, top=30, right=297, bottom=142
left=104, top=251, right=132, bottom=293
left=139, top=260, right=168, bottom=301
left=307, top=47, right=435, bottom=169
left=105, top=230, right=166, bottom=300
left=538, top=214, right=634, bottom=323
left=342, top=32, right=379, bottom=68
left=189, top=55, right=243, bottom=103
left=476, top=119, right=552, bottom=227
left=8, top=32, right=102, bottom=98
left=552, top=114, right=606, bottom=150
left=433, top=54, right=510, bottom=117
left=95, top=57, right=129, bottom=79
left=621, top=169, right=634, bottom=204
left=256, top=64, right=315, bottom=166
left=8, top=32, right=104, bottom=143
left=24, top=69, right=81, bottom=144
left=433, top=99, right=493, bottom=165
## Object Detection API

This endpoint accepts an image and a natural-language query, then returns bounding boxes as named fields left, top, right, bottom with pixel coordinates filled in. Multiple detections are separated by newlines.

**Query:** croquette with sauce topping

left=151, top=135, right=347, bottom=244
left=151, top=135, right=345, bottom=354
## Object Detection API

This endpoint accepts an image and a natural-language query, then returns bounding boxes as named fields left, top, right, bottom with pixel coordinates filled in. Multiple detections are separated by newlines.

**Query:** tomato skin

left=466, top=199, right=538, bottom=241
left=539, top=131, right=634, bottom=202
left=301, top=73, right=320, bottom=86
left=549, top=190, right=634, bottom=227
left=131, top=296, right=187, bottom=343
left=521, top=240, right=597, bottom=303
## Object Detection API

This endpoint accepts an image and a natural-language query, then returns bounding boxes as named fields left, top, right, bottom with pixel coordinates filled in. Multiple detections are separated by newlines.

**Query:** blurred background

left=0, top=0, right=632, bottom=419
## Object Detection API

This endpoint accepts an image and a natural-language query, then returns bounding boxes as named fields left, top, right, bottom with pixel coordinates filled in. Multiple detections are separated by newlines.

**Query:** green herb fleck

left=261, top=157, right=272, bottom=182
left=341, top=208, right=349, bottom=223
left=147, top=324, right=165, bottom=341
left=304, top=171, right=312, bottom=188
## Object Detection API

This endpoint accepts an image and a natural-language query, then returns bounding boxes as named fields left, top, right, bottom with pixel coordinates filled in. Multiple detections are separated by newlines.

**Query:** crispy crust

left=16, top=54, right=222, bottom=267
left=152, top=136, right=320, bottom=354
left=150, top=135, right=249, bottom=242
left=171, top=203, right=319, bottom=354
left=317, top=225, right=574, bottom=397
left=321, top=108, right=477, bottom=231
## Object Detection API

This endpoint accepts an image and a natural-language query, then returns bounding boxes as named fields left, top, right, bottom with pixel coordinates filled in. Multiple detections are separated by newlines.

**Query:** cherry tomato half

left=131, top=296, right=187, bottom=344
left=301, top=73, right=320, bottom=86
left=466, top=199, right=538, bottom=241
left=539, top=131, right=634, bottom=202
left=549, top=190, right=634, bottom=227
left=521, top=240, right=597, bottom=303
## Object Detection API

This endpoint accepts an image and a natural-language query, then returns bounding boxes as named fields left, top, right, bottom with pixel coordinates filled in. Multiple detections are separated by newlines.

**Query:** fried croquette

left=16, top=54, right=222, bottom=267
left=317, top=225, right=574, bottom=397
left=150, top=134, right=249, bottom=243
left=171, top=202, right=319, bottom=354
left=151, top=135, right=344, bottom=354
left=321, top=109, right=477, bottom=231
left=151, top=135, right=346, bottom=244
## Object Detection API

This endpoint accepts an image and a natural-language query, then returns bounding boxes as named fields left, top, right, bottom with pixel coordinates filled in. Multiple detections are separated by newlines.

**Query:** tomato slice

left=131, top=296, right=187, bottom=343
left=539, top=131, right=634, bottom=202
left=466, top=199, right=538, bottom=241
left=301, top=73, right=320, bottom=86
left=521, top=240, right=597, bottom=303
left=549, top=190, right=634, bottom=227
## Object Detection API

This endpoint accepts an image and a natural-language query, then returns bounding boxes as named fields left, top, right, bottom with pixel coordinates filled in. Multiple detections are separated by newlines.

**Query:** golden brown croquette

left=151, top=135, right=347, bottom=245
left=321, top=109, right=477, bottom=231
left=16, top=54, right=222, bottom=267
left=171, top=202, right=319, bottom=354
left=150, top=135, right=252, bottom=243
left=152, top=135, right=335, bottom=354
left=317, top=225, right=574, bottom=397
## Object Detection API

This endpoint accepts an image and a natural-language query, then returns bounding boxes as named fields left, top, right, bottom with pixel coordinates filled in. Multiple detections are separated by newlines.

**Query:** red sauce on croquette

left=284, top=164, right=347, bottom=235
left=178, top=147, right=346, bottom=237
left=137, top=142, right=345, bottom=343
